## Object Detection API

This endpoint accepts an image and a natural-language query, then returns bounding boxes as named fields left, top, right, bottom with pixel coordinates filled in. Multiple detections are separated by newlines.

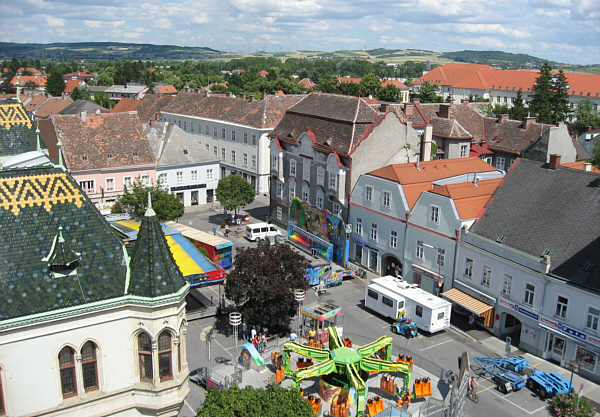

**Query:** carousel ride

left=283, top=326, right=412, bottom=417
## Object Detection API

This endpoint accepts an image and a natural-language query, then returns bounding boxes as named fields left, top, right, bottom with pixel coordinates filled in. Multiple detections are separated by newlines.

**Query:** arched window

left=138, top=333, right=153, bottom=381
left=58, top=347, right=77, bottom=398
left=158, top=332, right=172, bottom=381
left=81, top=341, right=98, bottom=392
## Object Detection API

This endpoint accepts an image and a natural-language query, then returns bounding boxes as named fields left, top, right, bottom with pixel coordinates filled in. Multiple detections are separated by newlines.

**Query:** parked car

left=245, top=222, right=282, bottom=242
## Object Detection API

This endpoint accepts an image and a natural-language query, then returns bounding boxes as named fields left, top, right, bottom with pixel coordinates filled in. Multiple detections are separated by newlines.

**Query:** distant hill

left=0, top=42, right=229, bottom=60
left=438, top=50, right=561, bottom=69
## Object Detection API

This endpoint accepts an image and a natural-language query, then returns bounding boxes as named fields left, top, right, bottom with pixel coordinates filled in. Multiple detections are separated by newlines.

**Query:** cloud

left=42, top=14, right=66, bottom=27
left=460, top=36, right=506, bottom=49
left=191, top=13, right=209, bottom=24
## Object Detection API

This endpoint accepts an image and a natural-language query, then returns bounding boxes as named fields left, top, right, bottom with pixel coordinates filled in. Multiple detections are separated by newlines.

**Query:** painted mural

left=288, top=198, right=349, bottom=265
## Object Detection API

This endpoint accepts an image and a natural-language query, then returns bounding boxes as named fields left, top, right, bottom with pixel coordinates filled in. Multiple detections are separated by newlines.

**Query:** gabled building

left=349, top=157, right=503, bottom=295
left=161, top=91, right=306, bottom=194
left=146, top=122, right=220, bottom=206
left=33, top=97, right=74, bottom=120
left=0, top=98, right=190, bottom=416
left=105, top=84, right=148, bottom=101
left=49, top=112, right=156, bottom=209
left=454, top=158, right=600, bottom=381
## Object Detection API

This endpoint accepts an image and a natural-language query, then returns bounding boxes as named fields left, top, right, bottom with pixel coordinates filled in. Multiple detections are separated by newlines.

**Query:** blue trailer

left=526, top=371, right=573, bottom=399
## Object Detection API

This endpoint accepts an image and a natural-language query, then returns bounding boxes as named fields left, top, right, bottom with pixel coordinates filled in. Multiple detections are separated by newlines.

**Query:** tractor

left=391, top=311, right=418, bottom=337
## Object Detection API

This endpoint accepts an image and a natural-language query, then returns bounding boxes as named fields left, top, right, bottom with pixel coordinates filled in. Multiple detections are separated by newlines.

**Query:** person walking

left=250, top=326, right=257, bottom=342
left=242, top=321, right=248, bottom=341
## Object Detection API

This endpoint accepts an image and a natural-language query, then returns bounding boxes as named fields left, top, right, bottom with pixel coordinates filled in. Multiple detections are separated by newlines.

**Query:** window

left=576, top=346, right=597, bottom=372
left=329, top=172, right=337, bottom=190
left=437, top=312, right=445, bottom=320
left=430, top=205, right=440, bottom=224
left=140, top=175, right=149, bottom=185
left=502, top=274, right=512, bottom=297
left=303, top=162, right=310, bottom=180
left=369, top=249, right=378, bottom=270
left=105, top=178, right=114, bottom=192
left=524, top=283, right=535, bottom=306
left=138, top=333, right=153, bottom=381
left=244, top=132, right=248, bottom=144
left=555, top=296, right=568, bottom=319
left=221, top=148, right=225, bottom=161
left=390, top=230, right=398, bottom=248
left=158, top=332, right=172, bottom=381
left=251, top=155, right=256, bottom=168
left=276, top=182, right=283, bottom=198
left=231, top=150, right=236, bottom=163
left=416, top=305, right=423, bottom=317
left=271, top=156, right=278, bottom=170
left=290, top=160, right=297, bottom=176
left=382, top=296, right=393, bottom=307
left=586, top=307, right=599, bottom=331
left=464, top=258, right=473, bottom=278
left=276, top=207, right=282, bottom=221
left=191, top=170, right=198, bottom=182
left=416, top=240, right=424, bottom=259
left=123, top=176, right=132, bottom=188
left=383, top=191, right=391, bottom=208
left=356, top=218, right=362, bottom=235
left=252, top=134, right=257, bottom=145
left=302, top=187, right=309, bottom=202
left=213, top=127, right=217, bottom=137
left=370, top=223, right=378, bottom=241
left=317, top=168, right=325, bottom=186
left=333, top=202, right=341, bottom=215
left=316, top=195, right=323, bottom=209
left=81, top=341, right=98, bottom=392
left=367, top=289, right=379, bottom=300
left=176, top=171, right=183, bottom=184
left=59, top=346, right=77, bottom=397
left=481, top=265, right=492, bottom=286
left=231, top=130, right=236, bottom=141
left=436, top=248, right=445, bottom=267
left=78, top=180, right=95, bottom=193
left=183, top=121, right=187, bottom=131
left=289, top=183, right=296, bottom=202
left=366, top=186, right=373, bottom=202
left=496, top=157, right=506, bottom=170
left=213, top=146, right=218, bottom=156
left=207, top=169, right=213, bottom=180
left=243, top=153, right=248, bottom=166
left=221, top=128, right=226, bottom=139
left=206, top=125, right=209, bottom=135
left=460, top=144, right=468, bottom=158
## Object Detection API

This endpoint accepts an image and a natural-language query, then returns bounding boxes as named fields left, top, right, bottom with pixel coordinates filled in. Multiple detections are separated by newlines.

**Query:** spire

left=36, top=121, right=42, bottom=152
left=145, top=182, right=156, bottom=217
left=56, top=140, right=65, bottom=171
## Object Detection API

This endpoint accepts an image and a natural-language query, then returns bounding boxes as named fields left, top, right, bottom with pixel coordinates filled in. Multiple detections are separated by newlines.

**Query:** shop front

left=411, top=264, right=443, bottom=295
left=496, top=298, right=540, bottom=353
left=442, top=281, right=495, bottom=328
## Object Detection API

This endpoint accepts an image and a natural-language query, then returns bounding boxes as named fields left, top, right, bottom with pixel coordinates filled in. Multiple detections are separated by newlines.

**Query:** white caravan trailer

left=365, top=276, right=451, bottom=333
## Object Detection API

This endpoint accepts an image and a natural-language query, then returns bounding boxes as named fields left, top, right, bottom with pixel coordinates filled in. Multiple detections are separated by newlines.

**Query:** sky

left=0, top=0, right=598, bottom=65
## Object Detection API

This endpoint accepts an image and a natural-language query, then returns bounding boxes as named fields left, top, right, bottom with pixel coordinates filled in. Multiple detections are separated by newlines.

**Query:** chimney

left=225, top=91, right=232, bottom=97
left=412, top=98, right=421, bottom=105
left=584, top=162, right=592, bottom=172
left=439, top=103, right=451, bottom=119
left=80, top=110, right=87, bottom=122
left=250, top=95, right=255, bottom=103
left=548, top=154, right=561, bottom=170
left=523, top=116, right=536, bottom=129
left=380, top=103, right=388, bottom=112
left=95, top=109, right=101, bottom=115
left=404, top=103, right=414, bottom=117
left=240, top=93, right=246, bottom=100
left=498, top=114, right=509, bottom=124
left=422, top=124, right=433, bottom=162
left=588, top=126, right=592, bottom=132
left=472, top=172, right=478, bottom=186
left=369, top=94, right=373, bottom=101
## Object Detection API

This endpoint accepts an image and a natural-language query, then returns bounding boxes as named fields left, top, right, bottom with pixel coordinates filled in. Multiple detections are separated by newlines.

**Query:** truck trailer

left=365, top=276, right=452, bottom=333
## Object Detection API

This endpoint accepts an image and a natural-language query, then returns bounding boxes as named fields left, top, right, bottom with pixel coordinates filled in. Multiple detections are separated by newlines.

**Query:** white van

left=245, top=223, right=282, bottom=241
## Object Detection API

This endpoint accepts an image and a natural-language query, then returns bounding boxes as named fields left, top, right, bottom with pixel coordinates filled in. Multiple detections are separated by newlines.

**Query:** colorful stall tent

left=164, top=221, right=233, bottom=269
left=110, top=220, right=225, bottom=286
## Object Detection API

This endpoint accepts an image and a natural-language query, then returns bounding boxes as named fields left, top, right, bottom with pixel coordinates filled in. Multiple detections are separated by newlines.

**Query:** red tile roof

left=430, top=177, right=503, bottom=220
left=413, top=63, right=493, bottom=86
left=111, top=98, right=142, bottom=113
left=10, top=75, right=47, bottom=87
left=382, top=79, right=409, bottom=89
left=155, top=85, right=177, bottom=94
left=338, top=77, right=362, bottom=84
left=561, top=161, right=600, bottom=173
left=63, top=79, right=86, bottom=94
left=298, top=78, right=316, bottom=89
left=23, top=94, right=47, bottom=113
left=35, top=97, right=73, bottom=118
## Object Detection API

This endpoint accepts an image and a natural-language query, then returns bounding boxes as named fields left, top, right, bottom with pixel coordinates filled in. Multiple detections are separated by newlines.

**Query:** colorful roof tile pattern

left=0, top=102, right=33, bottom=130
left=0, top=99, right=37, bottom=157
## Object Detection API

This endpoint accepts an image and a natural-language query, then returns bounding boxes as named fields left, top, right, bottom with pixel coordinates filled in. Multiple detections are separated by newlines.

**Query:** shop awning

left=442, top=288, right=494, bottom=316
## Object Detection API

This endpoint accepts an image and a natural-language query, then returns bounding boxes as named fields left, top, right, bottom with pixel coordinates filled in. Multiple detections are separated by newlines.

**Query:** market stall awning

left=442, top=288, right=493, bottom=316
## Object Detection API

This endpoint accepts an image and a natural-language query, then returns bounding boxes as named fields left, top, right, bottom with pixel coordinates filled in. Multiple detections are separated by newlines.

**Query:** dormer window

left=107, top=153, right=113, bottom=159
left=183, top=149, right=188, bottom=155
left=42, top=226, right=81, bottom=278
left=133, top=151, right=138, bottom=156
left=541, top=249, right=551, bottom=257
left=82, top=155, right=88, bottom=161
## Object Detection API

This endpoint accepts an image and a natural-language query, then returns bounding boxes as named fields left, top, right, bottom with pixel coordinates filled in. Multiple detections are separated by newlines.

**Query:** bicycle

left=466, top=388, right=479, bottom=403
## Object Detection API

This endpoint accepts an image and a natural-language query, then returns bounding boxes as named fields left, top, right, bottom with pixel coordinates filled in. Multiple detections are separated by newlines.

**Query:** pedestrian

left=221, top=295, right=226, bottom=310
left=469, top=313, right=475, bottom=326
left=251, top=326, right=257, bottom=341
left=224, top=224, right=230, bottom=237
left=263, top=326, right=268, bottom=338
left=242, top=321, right=248, bottom=341
left=260, top=333, right=267, bottom=353
left=212, top=225, right=217, bottom=235
left=253, top=335, right=259, bottom=348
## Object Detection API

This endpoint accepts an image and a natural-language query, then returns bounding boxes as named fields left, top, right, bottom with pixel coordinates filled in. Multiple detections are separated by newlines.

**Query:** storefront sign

left=514, top=304, right=539, bottom=321
left=540, top=317, right=558, bottom=328
left=557, top=323, right=587, bottom=341
left=455, top=281, right=495, bottom=306
left=588, top=336, right=600, bottom=347
left=499, top=299, right=515, bottom=309
left=412, top=264, right=439, bottom=279
left=353, top=237, right=365, bottom=247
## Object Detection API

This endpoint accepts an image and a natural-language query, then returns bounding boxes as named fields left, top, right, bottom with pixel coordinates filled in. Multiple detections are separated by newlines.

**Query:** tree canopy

left=225, top=243, right=308, bottom=331
left=46, top=67, right=67, bottom=97
left=415, top=81, right=443, bottom=103
left=215, top=174, right=255, bottom=215
left=508, top=89, right=529, bottom=121
left=529, top=63, right=571, bottom=124
left=112, top=178, right=184, bottom=221
left=197, top=383, right=313, bottom=417
left=572, top=100, right=600, bottom=136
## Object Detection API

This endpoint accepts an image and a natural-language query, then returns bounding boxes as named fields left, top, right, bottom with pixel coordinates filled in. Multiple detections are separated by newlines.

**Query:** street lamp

left=294, top=289, right=306, bottom=338
left=567, top=359, right=583, bottom=389
left=229, top=312, right=242, bottom=377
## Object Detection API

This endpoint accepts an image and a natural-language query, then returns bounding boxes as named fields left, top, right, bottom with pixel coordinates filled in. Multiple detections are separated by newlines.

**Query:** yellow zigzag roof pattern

left=0, top=103, right=33, bottom=130
left=0, top=173, right=85, bottom=216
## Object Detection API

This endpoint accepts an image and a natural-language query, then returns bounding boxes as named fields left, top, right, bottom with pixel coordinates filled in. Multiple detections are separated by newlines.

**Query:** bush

left=552, top=392, right=596, bottom=417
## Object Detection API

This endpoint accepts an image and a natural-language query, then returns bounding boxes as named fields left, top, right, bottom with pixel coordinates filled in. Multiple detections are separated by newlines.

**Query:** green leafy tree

left=529, top=62, right=554, bottom=124
left=358, top=73, right=381, bottom=97
left=316, top=73, right=338, bottom=93
left=492, top=104, right=510, bottom=116
left=113, top=179, right=184, bottom=221
left=96, top=71, right=114, bottom=87
left=70, top=87, right=90, bottom=101
left=93, top=91, right=115, bottom=109
left=377, top=84, right=400, bottom=102
left=197, top=383, right=313, bottom=417
left=593, top=137, right=600, bottom=169
left=416, top=81, right=443, bottom=103
left=572, top=100, right=600, bottom=135
left=509, top=89, right=529, bottom=121
left=337, top=81, right=359, bottom=96
left=46, top=67, right=67, bottom=97
left=552, top=69, right=571, bottom=123
left=215, top=174, right=255, bottom=216
left=225, top=244, right=308, bottom=331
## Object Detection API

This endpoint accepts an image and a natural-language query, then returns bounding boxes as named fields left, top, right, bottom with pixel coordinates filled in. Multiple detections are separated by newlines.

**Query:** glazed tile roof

left=136, top=94, right=174, bottom=123
left=270, top=93, right=379, bottom=155
left=127, top=195, right=187, bottom=297
left=164, top=92, right=306, bottom=129
left=34, top=97, right=73, bottom=119
left=51, top=112, right=156, bottom=171
left=429, top=178, right=502, bottom=220
left=0, top=99, right=37, bottom=157
left=471, top=159, right=600, bottom=291
left=0, top=166, right=129, bottom=320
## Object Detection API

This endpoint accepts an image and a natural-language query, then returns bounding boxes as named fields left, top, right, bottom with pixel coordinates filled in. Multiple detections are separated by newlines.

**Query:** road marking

left=365, top=314, right=374, bottom=319
left=476, top=384, right=495, bottom=394
left=422, top=339, right=452, bottom=350
left=183, top=399, right=196, bottom=414
left=214, top=338, right=233, bottom=357
left=487, top=385, right=545, bottom=415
